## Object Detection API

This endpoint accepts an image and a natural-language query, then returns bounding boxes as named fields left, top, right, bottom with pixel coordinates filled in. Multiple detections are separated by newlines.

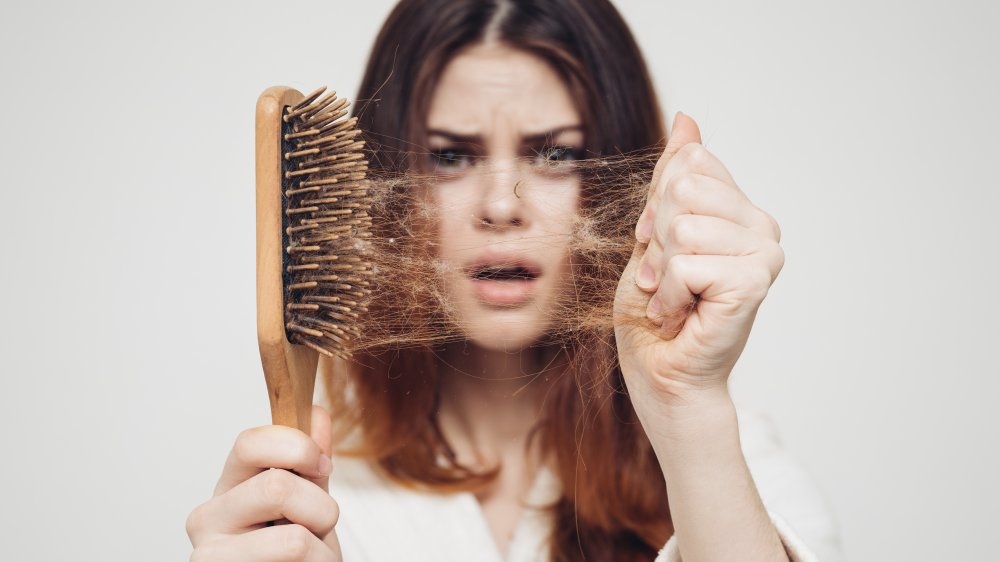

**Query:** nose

left=475, top=159, right=526, bottom=230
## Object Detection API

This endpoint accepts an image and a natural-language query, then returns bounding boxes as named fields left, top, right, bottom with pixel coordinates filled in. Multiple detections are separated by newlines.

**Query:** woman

left=187, top=1, right=838, bottom=560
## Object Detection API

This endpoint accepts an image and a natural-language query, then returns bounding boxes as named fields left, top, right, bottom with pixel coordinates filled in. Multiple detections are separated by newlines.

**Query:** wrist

left=642, top=391, right=737, bottom=444
left=629, top=389, right=740, bottom=475
left=626, top=370, right=733, bottom=426
left=618, top=349, right=732, bottom=409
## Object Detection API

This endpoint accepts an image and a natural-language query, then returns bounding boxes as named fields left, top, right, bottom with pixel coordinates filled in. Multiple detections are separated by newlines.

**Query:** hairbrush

left=255, top=86, right=372, bottom=434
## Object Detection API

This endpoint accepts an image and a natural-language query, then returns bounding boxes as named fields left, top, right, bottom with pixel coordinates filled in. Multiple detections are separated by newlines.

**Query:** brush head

left=256, top=85, right=372, bottom=430
left=279, top=87, right=372, bottom=358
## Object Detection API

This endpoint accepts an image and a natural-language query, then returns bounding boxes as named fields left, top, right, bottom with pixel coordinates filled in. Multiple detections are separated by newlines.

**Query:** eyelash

left=429, top=145, right=584, bottom=172
left=533, top=145, right=583, bottom=165
left=430, top=148, right=476, bottom=171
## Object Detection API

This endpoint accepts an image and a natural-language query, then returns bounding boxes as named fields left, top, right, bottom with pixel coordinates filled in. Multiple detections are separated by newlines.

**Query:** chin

left=458, top=309, right=552, bottom=352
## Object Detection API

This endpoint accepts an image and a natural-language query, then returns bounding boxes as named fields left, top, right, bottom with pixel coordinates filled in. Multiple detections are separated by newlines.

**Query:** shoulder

left=736, top=409, right=844, bottom=562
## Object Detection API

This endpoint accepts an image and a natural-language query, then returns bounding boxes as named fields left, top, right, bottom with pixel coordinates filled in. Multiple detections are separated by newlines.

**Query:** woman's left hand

left=613, top=113, right=784, bottom=415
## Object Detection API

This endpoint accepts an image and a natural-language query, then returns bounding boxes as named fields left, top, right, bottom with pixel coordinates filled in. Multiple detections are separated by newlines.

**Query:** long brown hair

left=325, top=1, right=671, bottom=560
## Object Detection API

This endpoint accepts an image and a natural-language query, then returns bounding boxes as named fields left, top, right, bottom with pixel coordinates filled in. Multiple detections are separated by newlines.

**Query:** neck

left=435, top=340, right=564, bottom=468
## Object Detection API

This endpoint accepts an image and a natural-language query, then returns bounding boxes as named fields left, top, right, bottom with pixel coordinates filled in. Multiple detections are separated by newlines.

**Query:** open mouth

left=467, top=258, right=542, bottom=306
left=470, top=265, right=539, bottom=281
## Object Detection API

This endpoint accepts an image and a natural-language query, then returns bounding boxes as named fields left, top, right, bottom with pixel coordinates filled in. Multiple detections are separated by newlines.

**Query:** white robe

left=328, top=409, right=841, bottom=561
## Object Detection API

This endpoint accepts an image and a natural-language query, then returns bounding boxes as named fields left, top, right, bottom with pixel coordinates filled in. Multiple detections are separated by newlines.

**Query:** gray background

left=1, top=0, right=997, bottom=560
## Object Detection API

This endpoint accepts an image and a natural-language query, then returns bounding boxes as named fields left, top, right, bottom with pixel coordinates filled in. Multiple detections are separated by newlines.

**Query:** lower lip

left=471, top=277, right=539, bottom=306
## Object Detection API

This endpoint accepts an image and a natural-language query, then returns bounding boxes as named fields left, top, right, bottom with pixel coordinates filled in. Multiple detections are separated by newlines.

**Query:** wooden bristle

left=281, top=87, right=371, bottom=358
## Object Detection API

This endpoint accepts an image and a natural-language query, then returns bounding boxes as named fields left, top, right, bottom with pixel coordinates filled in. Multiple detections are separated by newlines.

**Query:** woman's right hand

left=186, top=405, right=342, bottom=561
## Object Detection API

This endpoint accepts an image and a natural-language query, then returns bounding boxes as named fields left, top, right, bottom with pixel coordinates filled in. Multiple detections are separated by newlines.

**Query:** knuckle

left=189, top=546, right=210, bottom=562
left=281, top=524, right=313, bottom=560
left=668, top=173, right=699, bottom=206
left=260, top=469, right=297, bottom=507
left=668, top=215, right=699, bottom=247
left=322, top=497, right=341, bottom=530
left=756, top=206, right=782, bottom=242
left=190, top=542, right=225, bottom=562
left=749, top=268, right=774, bottom=298
left=771, top=240, right=785, bottom=264
left=680, top=143, right=709, bottom=167
left=185, top=503, right=208, bottom=541
left=770, top=244, right=786, bottom=277
left=769, top=213, right=782, bottom=242
left=232, top=428, right=260, bottom=464
left=664, top=253, right=691, bottom=277
left=290, top=436, right=316, bottom=466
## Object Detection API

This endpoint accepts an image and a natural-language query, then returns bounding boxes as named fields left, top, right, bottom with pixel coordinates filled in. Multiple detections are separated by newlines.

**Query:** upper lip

left=465, top=251, right=543, bottom=280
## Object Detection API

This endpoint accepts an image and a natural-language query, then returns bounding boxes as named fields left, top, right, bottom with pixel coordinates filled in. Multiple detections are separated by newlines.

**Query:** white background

left=1, top=1, right=997, bottom=560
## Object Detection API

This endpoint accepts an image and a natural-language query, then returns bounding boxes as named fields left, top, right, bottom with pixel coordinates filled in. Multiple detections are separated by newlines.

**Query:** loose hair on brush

left=323, top=0, right=672, bottom=560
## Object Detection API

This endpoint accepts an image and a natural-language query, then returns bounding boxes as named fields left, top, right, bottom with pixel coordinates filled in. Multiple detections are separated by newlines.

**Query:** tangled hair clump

left=347, top=149, right=661, bottom=354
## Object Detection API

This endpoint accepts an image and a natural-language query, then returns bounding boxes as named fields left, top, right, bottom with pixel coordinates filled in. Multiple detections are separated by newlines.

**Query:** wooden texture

left=255, top=86, right=318, bottom=434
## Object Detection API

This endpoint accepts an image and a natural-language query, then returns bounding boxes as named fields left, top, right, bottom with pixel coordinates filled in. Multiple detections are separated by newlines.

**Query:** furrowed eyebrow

left=426, top=125, right=583, bottom=145
left=520, top=125, right=583, bottom=145
left=426, top=129, right=481, bottom=144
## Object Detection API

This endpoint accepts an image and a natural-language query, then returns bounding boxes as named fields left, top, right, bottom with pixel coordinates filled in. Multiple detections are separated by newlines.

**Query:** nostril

left=478, top=217, right=521, bottom=227
left=477, top=215, right=522, bottom=228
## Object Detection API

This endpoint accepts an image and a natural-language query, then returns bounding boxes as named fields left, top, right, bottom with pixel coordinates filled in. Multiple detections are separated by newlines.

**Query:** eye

left=430, top=148, right=472, bottom=172
left=534, top=146, right=582, bottom=166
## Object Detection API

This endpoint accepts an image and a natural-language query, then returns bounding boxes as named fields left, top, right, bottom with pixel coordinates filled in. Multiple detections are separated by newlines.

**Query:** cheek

left=532, top=176, right=581, bottom=237
left=430, top=189, right=475, bottom=255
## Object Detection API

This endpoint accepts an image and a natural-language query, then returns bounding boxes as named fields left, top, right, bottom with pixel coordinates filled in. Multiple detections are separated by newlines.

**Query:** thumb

left=651, top=112, right=703, bottom=188
left=307, top=404, right=333, bottom=492
left=622, top=113, right=704, bottom=328
left=665, top=111, right=702, bottom=156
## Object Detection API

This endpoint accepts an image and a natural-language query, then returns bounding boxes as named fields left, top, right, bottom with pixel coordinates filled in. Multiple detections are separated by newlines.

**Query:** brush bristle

left=281, top=87, right=372, bottom=359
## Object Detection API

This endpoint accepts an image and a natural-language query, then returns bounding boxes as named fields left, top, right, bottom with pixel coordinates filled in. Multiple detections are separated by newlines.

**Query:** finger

left=658, top=214, right=768, bottom=264
left=635, top=173, right=769, bottom=292
left=638, top=112, right=703, bottom=241
left=646, top=255, right=774, bottom=337
left=656, top=142, right=737, bottom=201
left=659, top=145, right=782, bottom=243
left=189, top=468, right=340, bottom=543
left=306, top=405, right=333, bottom=492
left=651, top=112, right=702, bottom=189
left=191, top=524, right=340, bottom=562
left=635, top=230, right=665, bottom=292
left=640, top=142, right=743, bottom=245
left=654, top=217, right=784, bottom=305
left=215, top=424, right=332, bottom=497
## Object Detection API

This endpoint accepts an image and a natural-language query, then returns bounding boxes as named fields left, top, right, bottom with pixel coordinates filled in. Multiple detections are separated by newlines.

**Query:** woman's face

left=424, top=43, right=583, bottom=351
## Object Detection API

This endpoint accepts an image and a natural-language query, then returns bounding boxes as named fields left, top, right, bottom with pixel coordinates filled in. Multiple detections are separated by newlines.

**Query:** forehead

left=426, top=43, right=581, bottom=135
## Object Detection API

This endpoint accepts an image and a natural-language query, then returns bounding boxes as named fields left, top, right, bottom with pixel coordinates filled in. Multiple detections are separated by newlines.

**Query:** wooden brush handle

left=255, top=86, right=319, bottom=434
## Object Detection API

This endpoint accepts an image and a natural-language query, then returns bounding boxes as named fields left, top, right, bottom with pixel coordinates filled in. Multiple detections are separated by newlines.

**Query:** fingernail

left=636, top=262, right=656, bottom=289
left=317, top=455, right=332, bottom=476
left=637, top=218, right=653, bottom=241
left=647, top=295, right=663, bottom=321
